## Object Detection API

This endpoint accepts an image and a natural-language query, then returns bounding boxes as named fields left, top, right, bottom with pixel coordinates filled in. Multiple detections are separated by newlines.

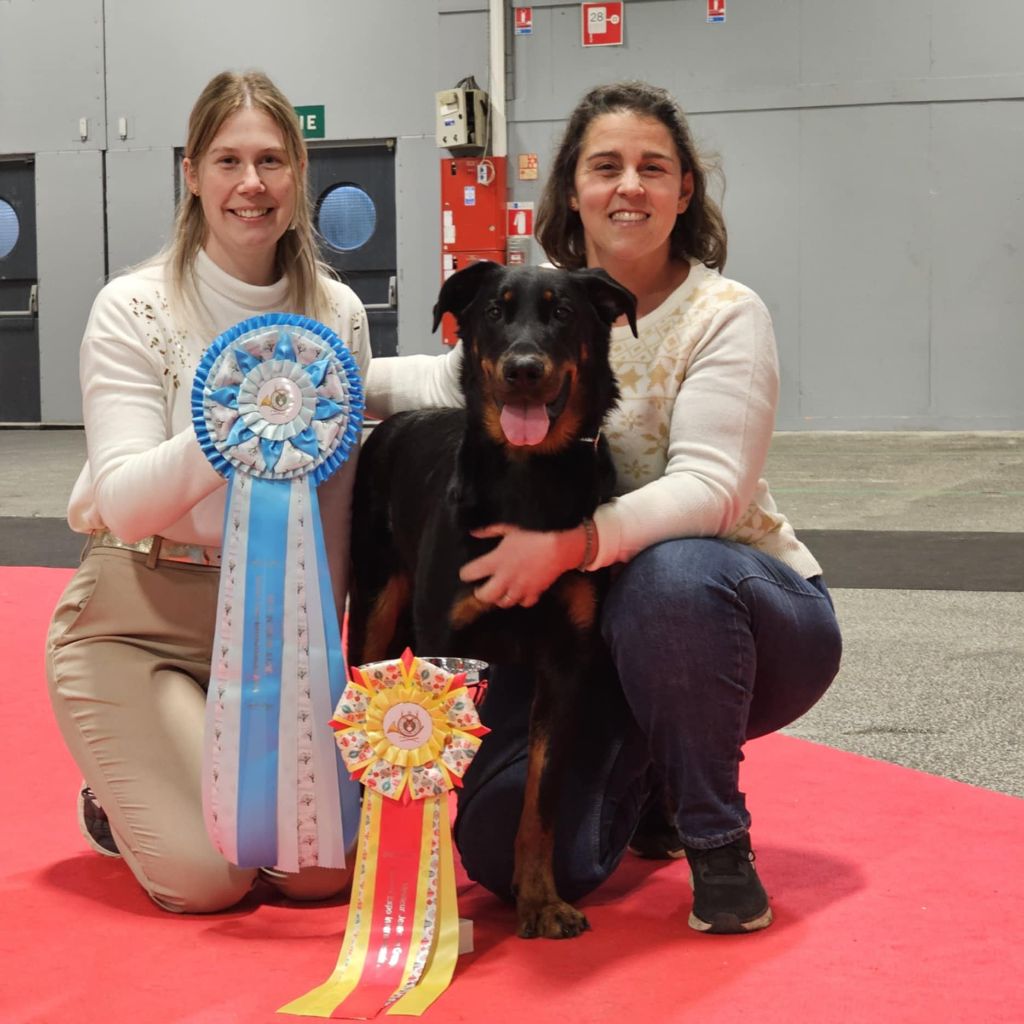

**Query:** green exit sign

left=294, top=105, right=325, bottom=139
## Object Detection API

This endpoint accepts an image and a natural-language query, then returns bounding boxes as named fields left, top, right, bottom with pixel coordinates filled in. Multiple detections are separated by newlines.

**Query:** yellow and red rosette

left=279, top=649, right=489, bottom=1019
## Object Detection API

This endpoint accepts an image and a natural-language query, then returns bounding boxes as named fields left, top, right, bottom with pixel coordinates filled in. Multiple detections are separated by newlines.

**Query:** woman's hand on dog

left=460, top=523, right=590, bottom=608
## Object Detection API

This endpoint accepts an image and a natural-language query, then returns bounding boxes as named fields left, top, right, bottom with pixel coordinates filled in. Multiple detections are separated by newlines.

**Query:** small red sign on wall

left=507, top=202, right=534, bottom=238
left=514, top=7, right=533, bottom=35
left=707, top=0, right=726, bottom=23
left=582, top=2, right=623, bottom=47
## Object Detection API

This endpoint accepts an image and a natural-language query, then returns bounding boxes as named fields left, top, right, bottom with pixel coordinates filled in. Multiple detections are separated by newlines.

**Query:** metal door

left=308, top=144, right=397, bottom=357
left=0, top=159, right=39, bottom=422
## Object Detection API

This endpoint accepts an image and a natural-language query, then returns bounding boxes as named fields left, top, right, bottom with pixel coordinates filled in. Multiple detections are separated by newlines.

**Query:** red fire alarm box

left=441, top=156, right=507, bottom=253
left=440, top=156, right=508, bottom=346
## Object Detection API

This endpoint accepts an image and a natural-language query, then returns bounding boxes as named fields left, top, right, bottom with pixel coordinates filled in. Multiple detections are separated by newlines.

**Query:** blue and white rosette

left=192, top=313, right=364, bottom=872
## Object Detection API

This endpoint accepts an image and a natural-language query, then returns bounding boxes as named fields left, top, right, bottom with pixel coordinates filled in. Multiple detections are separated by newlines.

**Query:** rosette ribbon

left=280, top=649, right=490, bottom=1019
left=192, top=313, right=364, bottom=872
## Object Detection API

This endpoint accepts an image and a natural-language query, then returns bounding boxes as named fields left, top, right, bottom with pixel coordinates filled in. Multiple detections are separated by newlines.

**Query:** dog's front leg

left=513, top=679, right=590, bottom=939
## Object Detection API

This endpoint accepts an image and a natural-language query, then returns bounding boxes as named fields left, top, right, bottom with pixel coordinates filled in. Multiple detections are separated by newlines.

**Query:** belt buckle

left=158, top=539, right=221, bottom=567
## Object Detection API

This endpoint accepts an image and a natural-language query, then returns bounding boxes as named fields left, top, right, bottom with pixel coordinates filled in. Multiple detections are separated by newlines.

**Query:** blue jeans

left=453, top=538, right=843, bottom=903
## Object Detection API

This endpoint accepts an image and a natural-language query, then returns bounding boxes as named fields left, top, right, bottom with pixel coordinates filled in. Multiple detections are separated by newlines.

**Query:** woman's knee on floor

left=262, top=864, right=353, bottom=902
left=138, top=854, right=257, bottom=914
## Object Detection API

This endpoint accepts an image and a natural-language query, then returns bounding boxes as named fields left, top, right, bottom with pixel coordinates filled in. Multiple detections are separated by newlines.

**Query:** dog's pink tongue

left=500, top=402, right=550, bottom=446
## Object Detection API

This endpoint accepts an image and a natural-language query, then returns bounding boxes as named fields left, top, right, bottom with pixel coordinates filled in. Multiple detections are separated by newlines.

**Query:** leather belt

left=85, top=529, right=222, bottom=568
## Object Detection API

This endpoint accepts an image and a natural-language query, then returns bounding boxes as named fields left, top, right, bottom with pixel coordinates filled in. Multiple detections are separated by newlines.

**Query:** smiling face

left=572, top=111, right=694, bottom=284
left=183, top=107, right=298, bottom=285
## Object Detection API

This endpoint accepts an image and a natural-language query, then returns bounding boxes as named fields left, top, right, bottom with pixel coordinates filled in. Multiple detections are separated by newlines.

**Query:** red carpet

left=2, top=565, right=1022, bottom=1023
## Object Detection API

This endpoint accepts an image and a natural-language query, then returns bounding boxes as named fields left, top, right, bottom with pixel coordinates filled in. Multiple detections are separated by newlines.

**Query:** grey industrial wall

left=1, top=0, right=1021, bottom=428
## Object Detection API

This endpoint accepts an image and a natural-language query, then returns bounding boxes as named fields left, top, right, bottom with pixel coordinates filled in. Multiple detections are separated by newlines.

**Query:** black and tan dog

left=348, top=261, right=636, bottom=938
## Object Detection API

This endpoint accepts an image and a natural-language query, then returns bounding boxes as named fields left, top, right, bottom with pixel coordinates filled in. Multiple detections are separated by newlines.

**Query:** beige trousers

left=46, top=545, right=350, bottom=913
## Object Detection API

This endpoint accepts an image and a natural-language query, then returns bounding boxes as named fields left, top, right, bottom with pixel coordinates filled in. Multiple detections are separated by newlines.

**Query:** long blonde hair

left=168, top=70, right=333, bottom=326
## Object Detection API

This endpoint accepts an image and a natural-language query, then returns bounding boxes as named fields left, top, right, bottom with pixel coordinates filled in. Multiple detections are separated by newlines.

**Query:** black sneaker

left=628, top=796, right=686, bottom=860
left=684, top=834, right=772, bottom=934
left=77, top=784, right=121, bottom=858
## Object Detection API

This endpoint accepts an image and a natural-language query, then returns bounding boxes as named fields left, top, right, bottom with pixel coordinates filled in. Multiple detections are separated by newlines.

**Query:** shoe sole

left=684, top=862, right=772, bottom=934
left=76, top=794, right=122, bottom=858
left=688, top=905, right=773, bottom=934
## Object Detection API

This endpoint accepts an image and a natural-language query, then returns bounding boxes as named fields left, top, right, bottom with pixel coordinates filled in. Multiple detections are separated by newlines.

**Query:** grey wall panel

left=929, top=101, right=1024, bottom=426
left=931, top=0, right=1024, bottom=78
left=0, top=0, right=105, bottom=153
left=690, top=110, right=802, bottom=429
left=437, top=10, right=489, bottom=90
left=509, top=0, right=803, bottom=121
left=106, top=148, right=177, bottom=275
left=510, top=1, right=1024, bottom=119
left=103, top=0, right=439, bottom=150
left=439, top=0, right=486, bottom=12
left=395, top=134, right=443, bottom=356
left=36, top=151, right=106, bottom=423
left=798, top=106, right=932, bottom=426
left=798, top=0, right=933, bottom=85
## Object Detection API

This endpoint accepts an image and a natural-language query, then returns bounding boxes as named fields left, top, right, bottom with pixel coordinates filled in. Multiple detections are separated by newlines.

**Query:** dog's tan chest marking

left=449, top=591, right=492, bottom=630
left=363, top=573, right=411, bottom=662
left=556, top=573, right=598, bottom=630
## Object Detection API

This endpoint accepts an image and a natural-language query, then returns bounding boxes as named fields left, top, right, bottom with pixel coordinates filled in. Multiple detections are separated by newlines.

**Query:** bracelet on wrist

left=576, top=516, right=597, bottom=571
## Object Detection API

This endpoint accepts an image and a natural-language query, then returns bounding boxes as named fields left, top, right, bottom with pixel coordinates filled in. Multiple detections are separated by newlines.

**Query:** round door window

left=317, top=185, right=377, bottom=252
left=0, top=199, right=19, bottom=259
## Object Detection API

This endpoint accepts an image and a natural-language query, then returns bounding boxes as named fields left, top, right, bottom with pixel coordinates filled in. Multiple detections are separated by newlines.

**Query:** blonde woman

left=46, top=71, right=368, bottom=913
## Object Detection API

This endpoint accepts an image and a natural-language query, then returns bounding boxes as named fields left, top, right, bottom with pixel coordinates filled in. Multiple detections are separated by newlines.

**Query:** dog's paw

left=516, top=900, right=591, bottom=940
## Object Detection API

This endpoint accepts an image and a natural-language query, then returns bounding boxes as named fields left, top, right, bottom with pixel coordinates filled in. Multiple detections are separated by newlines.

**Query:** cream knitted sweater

left=366, top=260, right=821, bottom=578
left=67, top=249, right=370, bottom=552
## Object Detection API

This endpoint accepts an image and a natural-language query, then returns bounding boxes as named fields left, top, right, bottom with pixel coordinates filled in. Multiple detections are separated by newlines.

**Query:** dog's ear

left=432, top=260, right=502, bottom=333
left=576, top=268, right=638, bottom=338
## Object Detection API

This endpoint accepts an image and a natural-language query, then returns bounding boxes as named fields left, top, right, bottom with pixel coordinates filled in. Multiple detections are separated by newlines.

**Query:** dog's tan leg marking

left=362, top=573, right=410, bottom=662
left=513, top=730, right=590, bottom=939
left=556, top=573, right=597, bottom=631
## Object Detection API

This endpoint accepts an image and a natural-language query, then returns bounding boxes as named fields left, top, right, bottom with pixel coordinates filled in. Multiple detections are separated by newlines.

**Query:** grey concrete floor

left=3, top=427, right=1023, bottom=799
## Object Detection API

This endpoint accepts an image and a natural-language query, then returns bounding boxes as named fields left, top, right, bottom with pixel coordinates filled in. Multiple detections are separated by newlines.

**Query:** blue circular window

left=0, top=200, right=18, bottom=259
left=318, top=185, right=376, bottom=252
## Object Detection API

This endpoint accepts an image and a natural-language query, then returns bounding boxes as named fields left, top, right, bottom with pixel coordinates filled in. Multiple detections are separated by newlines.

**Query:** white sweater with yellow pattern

left=366, top=260, right=821, bottom=579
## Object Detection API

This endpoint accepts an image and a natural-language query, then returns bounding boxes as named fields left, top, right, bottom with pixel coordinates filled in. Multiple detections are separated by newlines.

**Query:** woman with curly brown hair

left=368, top=81, right=841, bottom=935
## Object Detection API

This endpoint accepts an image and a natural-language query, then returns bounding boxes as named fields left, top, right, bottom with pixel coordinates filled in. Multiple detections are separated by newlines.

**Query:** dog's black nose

left=503, top=355, right=545, bottom=386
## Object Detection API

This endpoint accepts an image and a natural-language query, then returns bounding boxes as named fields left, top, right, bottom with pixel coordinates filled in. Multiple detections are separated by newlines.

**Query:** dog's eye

left=553, top=305, right=573, bottom=322
left=485, top=303, right=502, bottom=321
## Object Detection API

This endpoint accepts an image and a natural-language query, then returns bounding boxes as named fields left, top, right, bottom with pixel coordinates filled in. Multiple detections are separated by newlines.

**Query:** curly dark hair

left=535, top=81, right=727, bottom=271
